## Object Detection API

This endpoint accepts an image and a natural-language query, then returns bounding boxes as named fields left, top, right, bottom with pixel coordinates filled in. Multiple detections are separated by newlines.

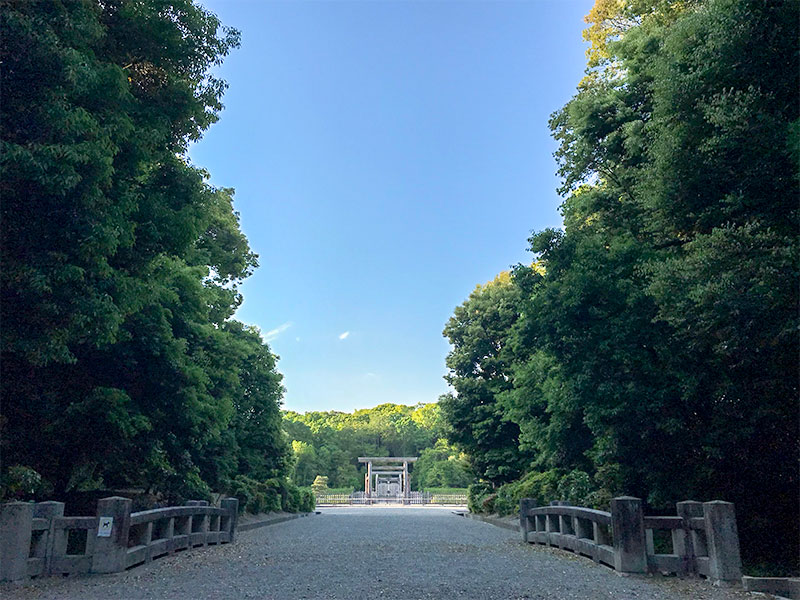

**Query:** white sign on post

left=98, top=517, right=114, bottom=537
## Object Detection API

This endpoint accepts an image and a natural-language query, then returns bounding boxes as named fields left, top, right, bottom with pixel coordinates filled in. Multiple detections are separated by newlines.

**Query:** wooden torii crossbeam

left=357, top=457, right=418, bottom=499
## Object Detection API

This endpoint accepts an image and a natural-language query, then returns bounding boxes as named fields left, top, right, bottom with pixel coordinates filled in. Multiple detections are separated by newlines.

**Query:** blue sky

left=189, top=0, right=592, bottom=413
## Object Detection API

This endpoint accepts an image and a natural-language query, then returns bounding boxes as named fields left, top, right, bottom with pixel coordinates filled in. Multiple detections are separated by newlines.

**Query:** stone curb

left=456, top=511, right=521, bottom=532
left=238, top=511, right=318, bottom=532
left=742, top=576, right=800, bottom=599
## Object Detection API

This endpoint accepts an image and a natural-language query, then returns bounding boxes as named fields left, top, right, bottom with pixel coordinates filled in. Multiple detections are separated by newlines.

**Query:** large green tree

left=1, top=0, right=290, bottom=501
left=543, top=0, right=797, bottom=568
left=443, top=0, right=798, bottom=571
left=440, top=272, right=531, bottom=485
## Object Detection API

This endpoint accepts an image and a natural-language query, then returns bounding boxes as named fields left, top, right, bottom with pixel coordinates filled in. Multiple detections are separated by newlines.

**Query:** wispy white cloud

left=264, top=321, right=292, bottom=342
left=338, top=331, right=350, bottom=340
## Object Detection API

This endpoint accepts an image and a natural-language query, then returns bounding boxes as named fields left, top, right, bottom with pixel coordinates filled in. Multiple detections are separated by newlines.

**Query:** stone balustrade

left=0, top=497, right=239, bottom=582
left=519, top=496, right=742, bottom=585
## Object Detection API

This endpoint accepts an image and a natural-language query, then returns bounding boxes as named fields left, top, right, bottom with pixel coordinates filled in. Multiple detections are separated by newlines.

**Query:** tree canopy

left=442, top=0, right=798, bottom=573
left=1, top=0, right=291, bottom=504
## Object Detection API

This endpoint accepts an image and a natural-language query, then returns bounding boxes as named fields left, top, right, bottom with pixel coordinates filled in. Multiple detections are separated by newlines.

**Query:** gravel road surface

left=2, top=506, right=753, bottom=600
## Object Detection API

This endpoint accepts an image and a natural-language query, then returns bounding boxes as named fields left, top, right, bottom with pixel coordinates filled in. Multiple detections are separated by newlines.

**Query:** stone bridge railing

left=0, top=496, right=239, bottom=582
left=519, top=496, right=742, bottom=585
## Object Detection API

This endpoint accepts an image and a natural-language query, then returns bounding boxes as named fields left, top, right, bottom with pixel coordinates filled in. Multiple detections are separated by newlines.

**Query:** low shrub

left=489, top=469, right=606, bottom=516
left=256, top=481, right=283, bottom=513
left=481, top=493, right=498, bottom=514
left=467, top=481, right=493, bottom=513
left=422, top=487, right=468, bottom=495
left=493, top=485, right=518, bottom=516
left=324, top=487, right=354, bottom=495
left=513, top=470, right=561, bottom=507
left=228, top=475, right=279, bottom=514
left=228, top=476, right=316, bottom=515
left=0, top=465, right=52, bottom=501
left=286, top=484, right=303, bottom=512
left=161, top=467, right=213, bottom=506
left=297, top=487, right=316, bottom=512
left=311, top=476, right=328, bottom=496
left=555, top=469, right=596, bottom=507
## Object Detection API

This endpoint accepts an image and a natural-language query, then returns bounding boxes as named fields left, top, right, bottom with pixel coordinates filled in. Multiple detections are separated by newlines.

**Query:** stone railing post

left=33, top=500, right=64, bottom=519
left=519, top=498, right=536, bottom=543
left=91, top=496, right=132, bottom=574
left=555, top=501, right=573, bottom=541
left=0, top=501, right=33, bottom=582
left=33, top=501, right=64, bottom=574
left=676, top=500, right=703, bottom=575
left=610, top=496, right=647, bottom=574
left=187, top=500, right=209, bottom=545
left=220, top=498, right=239, bottom=543
left=703, top=501, right=742, bottom=585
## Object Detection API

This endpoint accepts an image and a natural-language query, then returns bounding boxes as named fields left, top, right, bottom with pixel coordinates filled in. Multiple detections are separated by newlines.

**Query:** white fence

left=316, top=492, right=467, bottom=506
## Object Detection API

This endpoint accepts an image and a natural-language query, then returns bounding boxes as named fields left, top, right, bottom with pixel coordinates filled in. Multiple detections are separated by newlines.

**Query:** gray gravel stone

left=0, top=506, right=752, bottom=600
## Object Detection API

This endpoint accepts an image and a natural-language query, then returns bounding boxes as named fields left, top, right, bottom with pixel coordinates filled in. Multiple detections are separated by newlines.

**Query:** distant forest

left=283, top=403, right=471, bottom=491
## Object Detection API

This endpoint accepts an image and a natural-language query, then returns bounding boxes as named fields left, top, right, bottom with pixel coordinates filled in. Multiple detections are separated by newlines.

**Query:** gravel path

left=2, top=506, right=753, bottom=600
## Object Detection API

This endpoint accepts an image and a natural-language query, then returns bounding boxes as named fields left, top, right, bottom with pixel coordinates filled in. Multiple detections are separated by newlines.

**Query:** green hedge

left=468, top=469, right=606, bottom=516
left=228, top=475, right=315, bottom=514
left=467, top=482, right=493, bottom=513
left=325, top=487, right=355, bottom=495
left=422, top=487, right=468, bottom=495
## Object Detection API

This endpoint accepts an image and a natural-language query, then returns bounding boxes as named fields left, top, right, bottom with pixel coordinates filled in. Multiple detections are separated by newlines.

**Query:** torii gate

left=358, top=457, right=417, bottom=500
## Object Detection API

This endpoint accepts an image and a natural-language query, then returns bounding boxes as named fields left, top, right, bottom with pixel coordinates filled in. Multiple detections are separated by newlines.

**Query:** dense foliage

left=0, top=0, right=294, bottom=507
left=283, top=403, right=471, bottom=491
left=439, top=273, right=532, bottom=485
left=444, top=0, right=798, bottom=573
left=228, top=475, right=314, bottom=515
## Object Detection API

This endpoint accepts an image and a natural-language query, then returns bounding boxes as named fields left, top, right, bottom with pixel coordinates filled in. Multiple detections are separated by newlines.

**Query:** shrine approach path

left=4, top=506, right=750, bottom=600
